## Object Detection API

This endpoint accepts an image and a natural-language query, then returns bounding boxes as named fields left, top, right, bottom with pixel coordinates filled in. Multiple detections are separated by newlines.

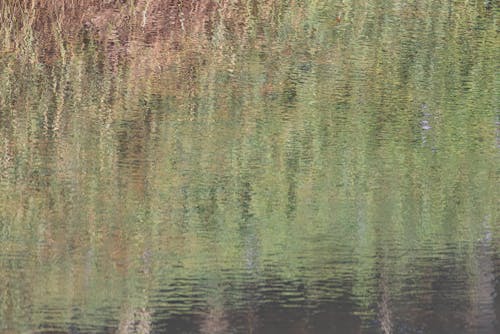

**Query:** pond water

left=0, top=1, right=498, bottom=333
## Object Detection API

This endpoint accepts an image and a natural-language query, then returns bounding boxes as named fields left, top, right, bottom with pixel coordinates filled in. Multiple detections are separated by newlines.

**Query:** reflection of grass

left=0, top=0, right=283, bottom=65
left=1, top=1, right=174, bottom=60
left=0, top=0, right=497, bottom=332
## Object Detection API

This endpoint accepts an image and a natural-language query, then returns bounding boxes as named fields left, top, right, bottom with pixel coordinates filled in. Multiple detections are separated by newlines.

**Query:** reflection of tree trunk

left=118, top=307, right=152, bottom=334
left=378, top=273, right=393, bottom=334
left=199, top=304, right=229, bottom=334
left=468, top=234, right=495, bottom=333
left=245, top=308, right=258, bottom=334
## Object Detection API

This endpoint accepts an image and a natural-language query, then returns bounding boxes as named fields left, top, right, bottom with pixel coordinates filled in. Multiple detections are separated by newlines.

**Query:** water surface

left=0, top=1, right=498, bottom=333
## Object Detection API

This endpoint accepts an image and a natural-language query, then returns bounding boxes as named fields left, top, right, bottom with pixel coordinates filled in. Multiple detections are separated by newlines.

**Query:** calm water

left=0, top=1, right=498, bottom=333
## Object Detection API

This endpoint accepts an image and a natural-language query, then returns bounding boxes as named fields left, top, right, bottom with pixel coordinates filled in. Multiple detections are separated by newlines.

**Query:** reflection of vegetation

left=0, top=0, right=498, bottom=333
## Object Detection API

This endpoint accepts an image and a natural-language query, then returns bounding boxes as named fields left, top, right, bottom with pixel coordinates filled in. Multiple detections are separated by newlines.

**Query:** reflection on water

left=0, top=1, right=498, bottom=333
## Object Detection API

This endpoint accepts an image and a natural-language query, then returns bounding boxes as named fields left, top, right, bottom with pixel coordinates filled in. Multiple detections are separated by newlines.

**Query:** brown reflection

left=466, top=235, right=496, bottom=333
left=1, top=0, right=233, bottom=65
left=378, top=273, right=393, bottom=334
left=199, top=303, right=229, bottom=334
left=118, top=306, right=152, bottom=334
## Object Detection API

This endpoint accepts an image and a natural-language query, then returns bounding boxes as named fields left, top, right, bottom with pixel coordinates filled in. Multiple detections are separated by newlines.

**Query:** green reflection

left=0, top=0, right=498, bottom=333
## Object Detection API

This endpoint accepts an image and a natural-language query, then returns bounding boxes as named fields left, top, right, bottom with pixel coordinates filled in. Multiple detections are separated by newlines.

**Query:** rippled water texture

left=0, top=1, right=498, bottom=333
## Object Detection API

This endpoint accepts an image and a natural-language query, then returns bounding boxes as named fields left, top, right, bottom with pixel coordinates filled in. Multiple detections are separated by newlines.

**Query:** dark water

left=0, top=1, right=498, bottom=333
